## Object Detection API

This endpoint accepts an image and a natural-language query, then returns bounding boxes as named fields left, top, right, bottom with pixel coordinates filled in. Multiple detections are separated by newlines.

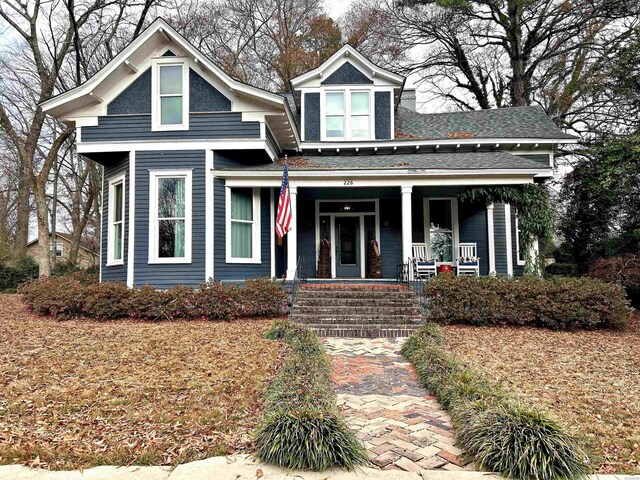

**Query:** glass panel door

left=335, top=216, right=361, bottom=277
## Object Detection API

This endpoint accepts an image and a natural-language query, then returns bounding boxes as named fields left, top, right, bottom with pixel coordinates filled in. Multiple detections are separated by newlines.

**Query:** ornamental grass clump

left=402, top=323, right=589, bottom=480
left=255, top=321, right=366, bottom=471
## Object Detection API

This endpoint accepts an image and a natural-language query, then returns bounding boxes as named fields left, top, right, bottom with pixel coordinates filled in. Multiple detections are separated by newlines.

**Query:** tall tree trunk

left=34, top=180, right=51, bottom=277
left=13, top=159, right=31, bottom=258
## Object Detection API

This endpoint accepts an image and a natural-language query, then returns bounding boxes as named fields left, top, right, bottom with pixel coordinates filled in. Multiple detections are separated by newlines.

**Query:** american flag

left=275, top=161, right=292, bottom=238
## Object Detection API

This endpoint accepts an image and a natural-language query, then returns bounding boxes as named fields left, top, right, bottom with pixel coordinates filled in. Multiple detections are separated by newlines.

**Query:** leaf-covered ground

left=442, top=314, right=640, bottom=474
left=0, top=294, right=284, bottom=470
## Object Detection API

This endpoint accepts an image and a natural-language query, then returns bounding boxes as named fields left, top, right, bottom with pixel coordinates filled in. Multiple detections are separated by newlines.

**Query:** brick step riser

left=291, top=316, right=424, bottom=325
left=306, top=326, right=419, bottom=338
left=295, top=299, right=415, bottom=307
left=296, top=290, right=415, bottom=299
left=294, top=306, right=422, bottom=314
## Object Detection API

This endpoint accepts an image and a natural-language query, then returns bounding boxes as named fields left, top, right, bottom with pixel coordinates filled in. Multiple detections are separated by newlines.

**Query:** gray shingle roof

left=217, top=151, right=549, bottom=171
left=395, top=105, right=576, bottom=140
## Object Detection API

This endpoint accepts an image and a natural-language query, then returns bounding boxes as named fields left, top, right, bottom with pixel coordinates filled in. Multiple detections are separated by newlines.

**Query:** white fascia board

left=291, top=44, right=404, bottom=87
left=300, top=138, right=578, bottom=149
left=77, top=139, right=271, bottom=154
left=223, top=176, right=537, bottom=188
left=41, top=18, right=287, bottom=115
left=215, top=168, right=547, bottom=178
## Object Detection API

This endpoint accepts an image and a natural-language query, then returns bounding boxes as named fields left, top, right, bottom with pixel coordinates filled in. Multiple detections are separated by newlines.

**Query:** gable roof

left=395, top=105, right=577, bottom=141
left=290, top=44, right=405, bottom=88
left=27, top=232, right=98, bottom=254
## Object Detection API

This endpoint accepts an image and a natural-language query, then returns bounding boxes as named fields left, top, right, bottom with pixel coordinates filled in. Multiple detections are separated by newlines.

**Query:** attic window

left=321, top=88, right=372, bottom=141
left=152, top=58, right=189, bottom=131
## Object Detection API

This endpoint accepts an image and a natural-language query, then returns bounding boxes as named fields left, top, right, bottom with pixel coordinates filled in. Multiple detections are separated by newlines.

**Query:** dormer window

left=152, top=58, right=189, bottom=131
left=321, top=88, right=373, bottom=141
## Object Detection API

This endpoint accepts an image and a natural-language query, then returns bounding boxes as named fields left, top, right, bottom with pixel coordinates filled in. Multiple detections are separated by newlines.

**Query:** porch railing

left=396, top=262, right=429, bottom=312
left=290, top=255, right=307, bottom=312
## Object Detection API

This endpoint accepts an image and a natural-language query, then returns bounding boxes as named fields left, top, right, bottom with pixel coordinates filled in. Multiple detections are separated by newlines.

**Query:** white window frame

left=107, top=173, right=126, bottom=265
left=225, top=187, right=261, bottom=264
left=151, top=57, right=190, bottom=131
left=50, top=241, right=65, bottom=258
left=423, top=197, right=460, bottom=265
left=515, top=213, right=526, bottom=265
left=320, top=87, right=375, bottom=141
left=148, top=169, right=193, bottom=264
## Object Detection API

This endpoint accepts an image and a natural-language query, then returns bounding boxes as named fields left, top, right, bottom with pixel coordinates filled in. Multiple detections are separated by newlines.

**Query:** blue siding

left=304, top=93, right=320, bottom=141
left=375, top=91, right=391, bottom=140
left=81, top=113, right=260, bottom=142
left=458, top=200, right=489, bottom=276
left=321, top=62, right=373, bottom=85
left=213, top=179, right=271, bottom=281
left=107, top=68, right=151, bottom=115
left=297, top=198, right=317, bottom=278
left=101, top=154, right=129, bottom=282
left=134, top=150, right=206, bottom=288
left=493, top=203, right=508, bottom=276
left=380, top=198, right=402, bottom=278
left=190, top=69, right=231, bottom=112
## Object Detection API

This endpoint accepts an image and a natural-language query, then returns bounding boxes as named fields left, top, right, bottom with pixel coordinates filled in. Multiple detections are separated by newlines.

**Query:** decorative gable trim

left=321, top=61, right=373, bottom=85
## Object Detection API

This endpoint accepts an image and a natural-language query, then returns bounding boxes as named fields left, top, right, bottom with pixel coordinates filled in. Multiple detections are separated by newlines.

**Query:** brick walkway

left=323, top=337, right=472, bottom=473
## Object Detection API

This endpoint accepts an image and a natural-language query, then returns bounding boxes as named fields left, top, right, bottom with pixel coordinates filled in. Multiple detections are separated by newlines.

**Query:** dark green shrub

left=545, top=262, right=578, bottom=277
left=426, top=275, right=630, bottom=329
left=0, top=256, right=39, bottom=292
left=129, top=285, right=195, bottom=321
left=256, top=321, right=366, bottom=471
left=402, top=323, right=589, bottom=480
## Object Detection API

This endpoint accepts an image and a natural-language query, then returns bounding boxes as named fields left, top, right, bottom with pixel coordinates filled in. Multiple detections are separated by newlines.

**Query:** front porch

left=274, top=186, right=524, bottom=281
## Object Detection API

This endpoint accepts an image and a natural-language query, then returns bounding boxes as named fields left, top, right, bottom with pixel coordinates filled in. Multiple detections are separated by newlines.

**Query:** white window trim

left=151, top=57, right=190, bottom=131
left=148, top=169, right=193, bottom=264
left=320, top=87, right=375, bottom=141
left=225, top=186, right=262, bottom=264
left=423, top=197, right=459, bottom=265
left=51, top=241, right=65, bottom=258
left=515, top=213, right=526, bottom=265
left=107, top=173, right=125, bottom=266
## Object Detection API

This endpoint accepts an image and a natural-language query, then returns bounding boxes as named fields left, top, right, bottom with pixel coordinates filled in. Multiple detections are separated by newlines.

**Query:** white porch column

left=285, top=186, right=298, bottom=281
left=486, top=203, right=496, bottom=275
left=401, top=186, right=413, bottom=279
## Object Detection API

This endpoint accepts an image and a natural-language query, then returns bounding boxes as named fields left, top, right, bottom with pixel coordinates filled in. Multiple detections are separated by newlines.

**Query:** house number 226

left=343, top=180, right=354, bottom=186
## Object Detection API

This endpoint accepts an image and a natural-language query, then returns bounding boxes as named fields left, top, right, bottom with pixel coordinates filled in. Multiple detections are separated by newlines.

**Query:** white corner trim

left=106, top=172, right=126, bottom=267
left=205, top=150, right=214, bottom=281
left=225, top=186, right=262, bottom=264
left=99, top=165, right=104, bottom=283
left=505, top=203, right=514, bottom=276
left=487, top=203, right=496, bottom=274
left=148, top=169, right=193, bottom=264
left=126, top=152, right=135, bottom=287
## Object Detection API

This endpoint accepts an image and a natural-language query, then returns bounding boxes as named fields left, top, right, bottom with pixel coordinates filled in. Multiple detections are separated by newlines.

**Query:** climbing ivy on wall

left=459, top=184, right=554, bottom=274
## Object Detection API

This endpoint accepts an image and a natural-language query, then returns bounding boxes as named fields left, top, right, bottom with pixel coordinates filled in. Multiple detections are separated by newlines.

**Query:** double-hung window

left=226, top=187, right=261, bottom=263
left=149, top=170, right=192, bottom=263
left=425, top=199, right=457, bottom=263
left=107, top=174, right=125, bottom=265
left=152, top=58, right=189, bottom=130
left=323, top=89, right=372, bottom=140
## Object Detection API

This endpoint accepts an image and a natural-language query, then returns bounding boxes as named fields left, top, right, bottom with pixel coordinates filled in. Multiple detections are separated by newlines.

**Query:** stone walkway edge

left=0, top=456, right=637, bottom=480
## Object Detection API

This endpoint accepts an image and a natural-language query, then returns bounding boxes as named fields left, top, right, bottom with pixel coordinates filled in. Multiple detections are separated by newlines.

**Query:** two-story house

left=41, top=18, right=576, bottom=288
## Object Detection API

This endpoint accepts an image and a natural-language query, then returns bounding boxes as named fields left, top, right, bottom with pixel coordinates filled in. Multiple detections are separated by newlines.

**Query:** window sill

left=516, top=260, right=526, bottom=266
left=106, top=260, right=124, bottom=267
left=226, top=257, right=262, bottom=264
left=151, top=123, right=189, bottom=132
left=148, top=257, right=192, bottom=265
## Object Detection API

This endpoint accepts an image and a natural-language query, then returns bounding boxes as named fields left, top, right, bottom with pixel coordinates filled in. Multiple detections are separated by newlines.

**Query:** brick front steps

left=291, top=284, right=425, bottom=338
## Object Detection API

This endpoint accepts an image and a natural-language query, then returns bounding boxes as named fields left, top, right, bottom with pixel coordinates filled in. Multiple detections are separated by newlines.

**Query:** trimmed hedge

left=255, top=320, right=366, bottom=470
left=425, top=275, right=631, bottom=329
left=402, top=325, right=589, bottom=480
left=18, top=276, right=287, bottom=321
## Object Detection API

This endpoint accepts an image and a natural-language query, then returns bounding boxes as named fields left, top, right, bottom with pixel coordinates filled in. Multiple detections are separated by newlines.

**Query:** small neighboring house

left=27, top=232, right=98, bottom=271
left=40, top=18, right=577, bottom=288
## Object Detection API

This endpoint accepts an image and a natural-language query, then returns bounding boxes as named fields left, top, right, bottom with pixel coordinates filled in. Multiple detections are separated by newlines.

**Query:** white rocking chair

left=411, top=243, right=437, bottom=279
left=457, top=242, right=480, bottom=276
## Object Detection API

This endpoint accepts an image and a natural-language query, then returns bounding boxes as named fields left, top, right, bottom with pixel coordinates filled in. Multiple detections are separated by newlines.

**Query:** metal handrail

left=290, top=255, right=307, bottom=312
left=396, top=262, right=429, bottom=312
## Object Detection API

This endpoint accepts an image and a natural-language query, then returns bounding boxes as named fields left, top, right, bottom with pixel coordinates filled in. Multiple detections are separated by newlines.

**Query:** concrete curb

left=1, top=455, right=638, bottom=480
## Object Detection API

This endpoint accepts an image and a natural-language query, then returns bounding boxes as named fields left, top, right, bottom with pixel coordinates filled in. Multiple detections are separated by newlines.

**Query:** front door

left=335, top=216, right=361, bottom=277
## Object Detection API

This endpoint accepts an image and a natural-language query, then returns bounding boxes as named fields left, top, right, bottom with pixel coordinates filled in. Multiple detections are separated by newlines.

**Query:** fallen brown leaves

left=442, top=316, right=640, bottom=474
left=0, top=294, right=285, bottom=470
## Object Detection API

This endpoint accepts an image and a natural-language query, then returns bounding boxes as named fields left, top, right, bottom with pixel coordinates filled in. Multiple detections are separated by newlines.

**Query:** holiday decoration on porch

left=367, top=239, right=382, bottom=278
left=317, top=238, right=332, bottom=278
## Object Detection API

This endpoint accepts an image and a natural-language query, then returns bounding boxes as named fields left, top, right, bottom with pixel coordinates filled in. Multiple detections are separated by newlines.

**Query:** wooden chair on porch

left=411, top=243, right=437, bottom=279
left=457, top=242, right=480, bottom=276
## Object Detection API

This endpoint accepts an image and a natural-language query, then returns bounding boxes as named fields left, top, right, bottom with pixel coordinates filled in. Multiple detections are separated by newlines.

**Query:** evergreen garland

left=458, top=183, right=554, bottom=274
